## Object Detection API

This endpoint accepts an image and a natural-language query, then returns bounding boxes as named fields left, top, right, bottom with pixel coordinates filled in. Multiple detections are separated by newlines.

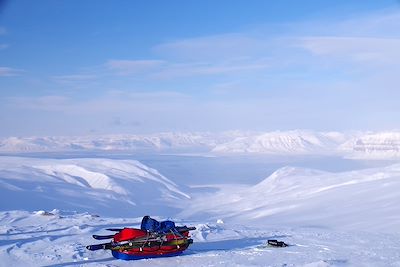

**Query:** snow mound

left=0, top=157, right=189, bottom=216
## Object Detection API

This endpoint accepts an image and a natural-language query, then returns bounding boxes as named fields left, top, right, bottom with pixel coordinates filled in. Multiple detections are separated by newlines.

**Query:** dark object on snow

left=141, top=215, right=176, bottom=233
left=86, top=216, right=196, bottom=260
left=267, top=239, right=288, bottom=247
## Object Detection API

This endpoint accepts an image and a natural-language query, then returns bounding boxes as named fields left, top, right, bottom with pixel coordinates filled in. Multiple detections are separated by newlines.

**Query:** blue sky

left=0, top=0, right=400, bottom=136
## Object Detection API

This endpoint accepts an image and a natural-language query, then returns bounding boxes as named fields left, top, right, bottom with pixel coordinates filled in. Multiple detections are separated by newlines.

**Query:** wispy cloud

left=0, top=67, right=23, bottom=76
left=323, top=10, right=400, bottom=37
left=52, top=9, right=400, bottom=89
left=106, top=59, right=165, bottom=75
left=0, top=44, right=9, bottom=50
left=153, top=33, right=272, bottom=61
left=9, top=8, right=399, bottom=135
left=5, top=91, right=191, bottom=113
left=100, top=34, right=274, bottom=80
left=6, top=95, right=70, bottom=111
left=52, top=74, right=98, bottom=84
left=152, top=60, right=269, bottom=79
left=300, top=37, right=400, bottom=66
left=0, top=27, right=6, bottom=35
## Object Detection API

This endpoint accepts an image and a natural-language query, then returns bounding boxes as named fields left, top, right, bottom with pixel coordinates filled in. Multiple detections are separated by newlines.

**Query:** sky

left=0, top=0, right=400, bottom=137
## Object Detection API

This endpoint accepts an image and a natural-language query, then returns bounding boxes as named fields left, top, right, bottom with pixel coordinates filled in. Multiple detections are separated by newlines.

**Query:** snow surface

left=1, top=154, right=400, bottom=266
left=1, top=210, right=400, bottom=267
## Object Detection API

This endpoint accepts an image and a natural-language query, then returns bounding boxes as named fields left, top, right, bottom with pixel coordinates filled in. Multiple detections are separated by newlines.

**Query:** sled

left=87, top=216, right=195, bottom=260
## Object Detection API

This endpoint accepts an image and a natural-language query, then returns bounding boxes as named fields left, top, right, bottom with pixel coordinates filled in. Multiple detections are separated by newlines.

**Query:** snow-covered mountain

left=212, top=130, right=345, bottom=155
left=2, top=130, right=400, bottom=158
left=0, top=157, right=189, bottom=217
left=0, top=132, right=241, bottom=153
left=339, top=131, right=400, bottom=159
left=0, top=136, right=67, bottom=152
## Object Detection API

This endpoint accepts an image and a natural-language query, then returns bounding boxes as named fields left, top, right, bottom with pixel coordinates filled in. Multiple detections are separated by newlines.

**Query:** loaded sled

left=86, top=216, right=196, bottom=260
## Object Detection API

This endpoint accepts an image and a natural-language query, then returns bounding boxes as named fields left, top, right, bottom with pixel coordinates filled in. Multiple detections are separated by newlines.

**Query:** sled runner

left=87, top=216, right=196, bottom=260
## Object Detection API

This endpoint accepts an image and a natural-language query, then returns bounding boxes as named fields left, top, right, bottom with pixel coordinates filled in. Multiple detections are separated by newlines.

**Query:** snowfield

left=1, top=154, right=400, bottom=266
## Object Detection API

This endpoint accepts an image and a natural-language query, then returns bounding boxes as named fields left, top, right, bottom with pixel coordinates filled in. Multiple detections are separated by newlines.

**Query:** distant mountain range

left=1, top=130, right=400, bottom=159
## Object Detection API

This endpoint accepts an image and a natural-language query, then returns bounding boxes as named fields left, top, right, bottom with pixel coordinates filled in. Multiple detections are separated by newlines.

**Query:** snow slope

left=181, top=164, right=400, bottom=233
left=0, top=157, right=189, bottom=217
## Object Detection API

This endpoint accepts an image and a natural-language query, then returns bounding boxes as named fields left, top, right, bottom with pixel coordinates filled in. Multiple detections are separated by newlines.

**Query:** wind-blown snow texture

left=3, top=130, right=400, bottom=159
left=1, top=155, right=400, bottom=266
